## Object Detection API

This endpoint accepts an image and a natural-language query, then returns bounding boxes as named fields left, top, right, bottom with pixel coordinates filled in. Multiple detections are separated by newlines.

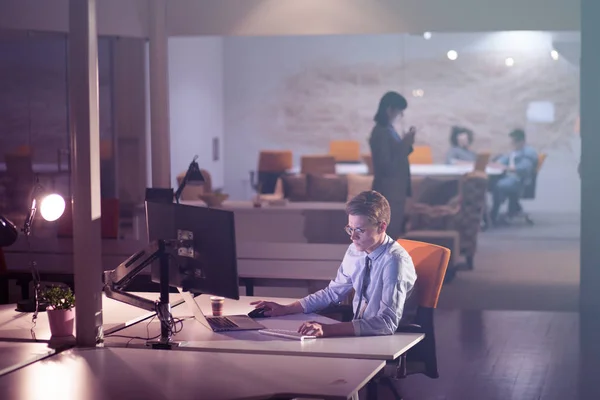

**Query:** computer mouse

left=247, top=307, right=270, bottom=319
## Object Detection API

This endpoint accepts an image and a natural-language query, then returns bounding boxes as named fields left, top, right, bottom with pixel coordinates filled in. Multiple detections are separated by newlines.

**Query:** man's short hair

left=509, top=129, right=526, bottom=142
left=345, top=190, right=391, bottom=226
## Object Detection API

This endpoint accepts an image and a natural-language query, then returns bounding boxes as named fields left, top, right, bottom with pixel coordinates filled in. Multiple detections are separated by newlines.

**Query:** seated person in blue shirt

left=489, top=129, right=538, bottom=223
left=251, top=190, right=418, bottom=337
left=446, top=126, right=477, bottom=164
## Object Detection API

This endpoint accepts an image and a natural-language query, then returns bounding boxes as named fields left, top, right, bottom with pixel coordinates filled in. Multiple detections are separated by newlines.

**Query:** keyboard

left=258, top=329, right=317, bottom=341
left=207, top=316, right=239, bottom=330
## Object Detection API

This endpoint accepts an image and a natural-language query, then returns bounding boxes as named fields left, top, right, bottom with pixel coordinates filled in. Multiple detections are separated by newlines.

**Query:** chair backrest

left=14, top=145, right=32, bottom=157
left=474, top=152, right=491, bottom=172
left=522, top=153, right=546, bottom=199
left=257, top=150, right=293, bottom=172
left=456, top=172, right=488, bottom=256
left=537, top=153, right=547, bottom=173
left=397, top=239, right=450, bottom=308
left=397, top=238, right=450, bottom=379
left=4, top=154, right=34, bottom=177
left=300, top=155, right=336, bottom=175
left=100, top=139, right=113, bottom=161
left=329, top=140, right=361, bottom=163
left=409, top=146, right=433, bottom=165
left=57, top=198, right=120, bottom=239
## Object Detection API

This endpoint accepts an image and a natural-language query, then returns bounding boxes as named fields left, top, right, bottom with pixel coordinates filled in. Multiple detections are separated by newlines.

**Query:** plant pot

left=47, top=309, right=75, bottom=337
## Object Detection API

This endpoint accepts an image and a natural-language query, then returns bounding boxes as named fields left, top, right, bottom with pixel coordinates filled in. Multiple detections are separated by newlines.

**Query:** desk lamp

left=0, top=216, right=18, bottom=247
left=174, top=155, right=205, bottom=204
left=1, top=179, right=66, bottom=322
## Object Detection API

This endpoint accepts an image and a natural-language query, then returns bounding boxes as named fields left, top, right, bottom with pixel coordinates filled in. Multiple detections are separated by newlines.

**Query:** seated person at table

left=445, top=126, right=477, bottom=164
left=251, top=190, right=417, bottom=337
left=489, top=129, right=538, bottom=223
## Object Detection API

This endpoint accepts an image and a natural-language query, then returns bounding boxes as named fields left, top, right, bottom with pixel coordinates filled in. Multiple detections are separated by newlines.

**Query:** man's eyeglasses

left=344, top=225, right=366, bottom=236
left=345, top=225, right=378, bottom=236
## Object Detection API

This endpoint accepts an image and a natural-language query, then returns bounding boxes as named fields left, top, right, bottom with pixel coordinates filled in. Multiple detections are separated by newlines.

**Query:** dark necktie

left=354, top=256, right=372, bottom=320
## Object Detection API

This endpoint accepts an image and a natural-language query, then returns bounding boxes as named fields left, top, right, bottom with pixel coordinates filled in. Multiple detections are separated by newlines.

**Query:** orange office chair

left=317, top=239, right=450, bottom=399
left=300, top=155, right=336, bottom=175
left=474, top=152, right=491, bottom=172
left=378, top=239, right=450, bottom=399
left=408, top=146, right=433, bottom=164
left=329, top=140, right=361, bottom=163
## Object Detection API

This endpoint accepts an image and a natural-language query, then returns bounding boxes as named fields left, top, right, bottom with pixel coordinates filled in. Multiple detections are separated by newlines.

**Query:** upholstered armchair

left=407, top=172, right=488, bottom=269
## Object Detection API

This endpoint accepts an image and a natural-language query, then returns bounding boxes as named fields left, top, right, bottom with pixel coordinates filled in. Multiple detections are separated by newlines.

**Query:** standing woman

left=369, top=91, right=416, bottom=239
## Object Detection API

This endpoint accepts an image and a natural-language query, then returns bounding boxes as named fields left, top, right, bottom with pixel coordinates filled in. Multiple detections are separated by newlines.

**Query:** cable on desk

left=105, top=315, right=160, bottom=346
left=155, top=301, right=185, bottom=337
left=104, top=305, right=187, bottom=347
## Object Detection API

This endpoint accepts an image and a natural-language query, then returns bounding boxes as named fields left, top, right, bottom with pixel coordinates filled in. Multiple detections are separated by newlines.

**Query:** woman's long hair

left=373, top=91, right=408, bottom=125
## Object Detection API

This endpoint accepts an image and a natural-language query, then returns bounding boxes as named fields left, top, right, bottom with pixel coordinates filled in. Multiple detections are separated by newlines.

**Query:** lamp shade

left=0, top=216, right=18, bottom=247
left=187, top=162, right=205, bottom=185
left=258, top=150, right=293, bottom=172
left=39, top=194, right=66, bottom=222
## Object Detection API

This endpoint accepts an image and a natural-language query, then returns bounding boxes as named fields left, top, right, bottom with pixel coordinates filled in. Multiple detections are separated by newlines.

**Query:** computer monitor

left=145, top=188, right=174, bottom=204
left=146, top=201, right=240, bottom=300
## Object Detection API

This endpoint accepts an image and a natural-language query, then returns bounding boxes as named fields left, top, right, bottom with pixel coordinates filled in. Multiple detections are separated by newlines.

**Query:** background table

left=290, top=163, right=503, bottom=176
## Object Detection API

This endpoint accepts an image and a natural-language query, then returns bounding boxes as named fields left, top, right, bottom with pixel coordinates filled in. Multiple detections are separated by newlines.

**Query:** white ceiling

left=0, top=0, right=580, bottom=38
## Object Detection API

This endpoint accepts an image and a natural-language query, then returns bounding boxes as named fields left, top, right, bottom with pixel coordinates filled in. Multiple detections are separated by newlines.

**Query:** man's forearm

left=284, top=301, right=305, bottom=315
left=322, top=322, right=356, bottom=337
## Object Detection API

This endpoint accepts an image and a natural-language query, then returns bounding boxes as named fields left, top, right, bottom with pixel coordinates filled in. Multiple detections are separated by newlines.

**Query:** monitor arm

left=104, top=239, right=172, bottom=348
left=103, top=233, right=195, bottom=349
left=103, top=240, right=163, bottom=312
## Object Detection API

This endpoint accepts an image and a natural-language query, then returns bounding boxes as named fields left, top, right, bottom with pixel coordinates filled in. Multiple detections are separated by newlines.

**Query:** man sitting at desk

left=251, top=190, right=417, bottom=337
left=489, top=129, right=539, bottom=224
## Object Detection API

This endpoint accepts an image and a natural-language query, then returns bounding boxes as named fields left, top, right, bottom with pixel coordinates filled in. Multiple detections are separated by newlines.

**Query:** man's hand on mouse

left=249, top=300, right=290, bottom=317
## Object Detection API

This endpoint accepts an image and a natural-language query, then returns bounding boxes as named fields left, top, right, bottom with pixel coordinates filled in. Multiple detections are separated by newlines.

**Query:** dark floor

left=361, top=309, right=597, bottom=400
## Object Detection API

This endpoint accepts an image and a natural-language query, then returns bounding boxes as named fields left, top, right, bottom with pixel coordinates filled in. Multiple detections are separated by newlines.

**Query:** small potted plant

left=41, top=286, right=75, bottom=337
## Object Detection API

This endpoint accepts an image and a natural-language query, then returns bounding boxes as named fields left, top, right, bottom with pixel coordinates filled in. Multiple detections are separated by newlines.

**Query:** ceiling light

left=412, top=89, right=425, bottom=97
left=505, top=57, right=515, bottom=67
left=550, top=50, right=559, bottom=60
left=447, top=50, right=458, bottom=61
left=423, top=32, right=432, bottom=40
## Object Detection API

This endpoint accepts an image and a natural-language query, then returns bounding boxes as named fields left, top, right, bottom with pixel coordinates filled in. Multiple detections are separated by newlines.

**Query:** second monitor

left=146, top=201, right=240, bottom=300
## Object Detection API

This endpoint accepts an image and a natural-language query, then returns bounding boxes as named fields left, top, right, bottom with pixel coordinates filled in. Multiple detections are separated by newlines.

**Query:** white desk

left=0, top=342, right=55, bottom=377
left=411, top=163, right=503, bottom=176
left=0, top=347, right=384, bottom=400
left=290, top=163, right=503, bottom=176
left=0, top=293, right=182, bottom=341
left=104, top=296, right=424, bottom=362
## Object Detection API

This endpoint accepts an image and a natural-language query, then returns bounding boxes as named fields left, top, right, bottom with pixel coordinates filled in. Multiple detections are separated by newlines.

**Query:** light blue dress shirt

left=497, top=145, right=539, bottom=184
left=298, top=236, right=417, bottom=336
